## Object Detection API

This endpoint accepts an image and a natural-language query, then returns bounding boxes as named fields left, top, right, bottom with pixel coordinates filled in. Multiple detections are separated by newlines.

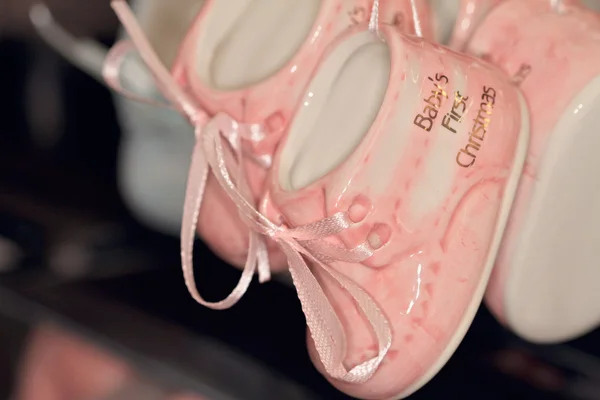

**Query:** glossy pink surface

left=466, top=0, right=600, bottom=324
left=263, top=26, right=526, bottom=399
left=448, top=0, right=504, bottom=50
left=169, top=0, right=429, bottom=268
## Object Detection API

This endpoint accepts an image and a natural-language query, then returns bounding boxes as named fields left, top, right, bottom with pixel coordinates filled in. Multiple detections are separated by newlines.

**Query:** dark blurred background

left=1, top=1, right=600, bottom=399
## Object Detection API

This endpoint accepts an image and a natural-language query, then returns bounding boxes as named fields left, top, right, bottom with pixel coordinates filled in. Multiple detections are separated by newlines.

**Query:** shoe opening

left=278, top=31, right=390, bottom=191
left=194, top=0, right=321, bottom=90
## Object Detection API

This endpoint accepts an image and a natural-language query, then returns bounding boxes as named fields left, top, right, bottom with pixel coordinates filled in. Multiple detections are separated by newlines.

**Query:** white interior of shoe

left=429, top=0, right=460, bottom=44
left=194, top=0, right=321, bottom=91
left=278, top=32, right=390, bottom=191
left=582, top=0, right=600, bottom=12
left=142, top=0, right=206, bottom=66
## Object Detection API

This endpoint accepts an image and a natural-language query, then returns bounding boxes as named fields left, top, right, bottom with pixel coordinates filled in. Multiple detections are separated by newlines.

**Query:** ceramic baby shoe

left=466, top=0, right=600, bottom=344
left=147, top=0, right=436, bottom=269
left=255, top=23, right=529, bottom=399
left=30, top=1, right=203, bottom=237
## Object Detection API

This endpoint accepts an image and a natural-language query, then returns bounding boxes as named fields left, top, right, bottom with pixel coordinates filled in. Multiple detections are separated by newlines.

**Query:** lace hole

left=348, top=195, right=372, bottom=223
left=367, top=223, right=392, bottom=250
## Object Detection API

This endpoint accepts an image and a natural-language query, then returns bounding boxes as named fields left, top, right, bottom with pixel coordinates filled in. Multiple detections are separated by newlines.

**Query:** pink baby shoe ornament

left=260, top=9, right=529, bottom=400
left=107, top=0, right=396, bottom=388
left=108, top=1, right=530, bottom=398
left=467, top=0, right=600, bottom=344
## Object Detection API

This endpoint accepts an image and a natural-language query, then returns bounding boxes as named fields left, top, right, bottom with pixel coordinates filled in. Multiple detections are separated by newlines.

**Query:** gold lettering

left=414, top=114, right=433, bottom=132
left=413, top=73, right=449, bottom=132
left=456, top=148, right=476, bottom=168
left=456, top=86, right=496, bottom=168
left=442, top=91, right=469, bottom=134
left=442, top=114, right=457, bottom=133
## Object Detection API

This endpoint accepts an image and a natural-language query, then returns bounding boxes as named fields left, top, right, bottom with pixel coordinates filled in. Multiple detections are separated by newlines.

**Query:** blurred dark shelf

left=0, top=268, right=327, bottom=400
left=4, top=260, right=597, bottom=400
left=0, top=145, right=123, bottom=220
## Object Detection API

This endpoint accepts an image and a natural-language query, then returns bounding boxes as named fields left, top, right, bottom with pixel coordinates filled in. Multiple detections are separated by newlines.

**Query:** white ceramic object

left=256, top=24, right=530, bottom=398
left=467, top=0, right=600, bottom=343
left=30, top=1, right=203, bottom=236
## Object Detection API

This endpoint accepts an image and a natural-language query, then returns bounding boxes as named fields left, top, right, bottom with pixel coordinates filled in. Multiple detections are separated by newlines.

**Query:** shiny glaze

left=466, top=0, right=600, bottom=328
left=447, top=0, right=504, bottom=50
left=263, top=26, right=527, bottom=399
left=168, top=0, right=430, bottom=268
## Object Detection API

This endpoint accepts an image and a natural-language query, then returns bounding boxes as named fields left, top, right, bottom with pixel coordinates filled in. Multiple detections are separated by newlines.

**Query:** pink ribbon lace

left=105, top=0, right=392, bottom=384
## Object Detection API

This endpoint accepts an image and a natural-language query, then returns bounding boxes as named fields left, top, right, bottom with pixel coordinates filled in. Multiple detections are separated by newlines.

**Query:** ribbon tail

left=204, top=117, right=272, bottom=284
left=319, top=263, right=392, bottom=384
left=255, top=235, right=271, bottom=283
left=279, top=242, right=349, bottom=380
left=286, top=241, right=391, bottom=384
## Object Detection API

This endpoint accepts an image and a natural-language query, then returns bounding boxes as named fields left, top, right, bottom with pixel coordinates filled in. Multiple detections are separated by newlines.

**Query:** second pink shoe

left=253, top=24, right=529, bottom=399
left=466, top=0, right=600, bottom=344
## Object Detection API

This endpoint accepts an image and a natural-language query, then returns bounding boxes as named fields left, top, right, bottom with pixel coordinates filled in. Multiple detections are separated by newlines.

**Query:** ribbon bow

left=105, top=0, right=392, bottom=384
